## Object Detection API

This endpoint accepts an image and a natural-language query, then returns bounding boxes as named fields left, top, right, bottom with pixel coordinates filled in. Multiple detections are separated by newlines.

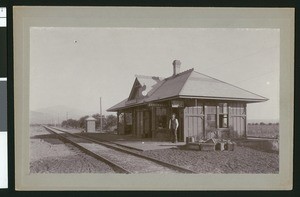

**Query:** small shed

left=86, top=116, right=96, bottom=132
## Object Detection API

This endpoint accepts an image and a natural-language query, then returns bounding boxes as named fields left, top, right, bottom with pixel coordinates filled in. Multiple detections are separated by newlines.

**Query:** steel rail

left=51, top=126, right=197, bottom=174
left=43, top=126, right=131, bottom=174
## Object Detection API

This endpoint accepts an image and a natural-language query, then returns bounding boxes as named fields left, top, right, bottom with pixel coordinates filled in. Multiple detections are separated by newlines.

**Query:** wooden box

left=200, top=143, right=216, bottom=151
left=186, top=142, right=200, bottom=150
left=186, top=136, right=195, bottom=144
left=215, top=142, right=226, bottom=151
left=224, top=143, right=235, bottom=151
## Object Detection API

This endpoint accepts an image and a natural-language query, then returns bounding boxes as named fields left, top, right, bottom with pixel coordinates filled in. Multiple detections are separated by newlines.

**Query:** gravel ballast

left=30, top=126, right=114, bottom=173
left=141, top=146, right=279, bottom=173
left=79, top=132, right=279, bottom=174
left=30, top=126, right=279, bottom=174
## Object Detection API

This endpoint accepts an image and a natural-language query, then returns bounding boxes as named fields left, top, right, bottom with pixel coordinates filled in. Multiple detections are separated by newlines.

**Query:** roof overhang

left=107, top=102, right=147, bottom=112
left=107, top=95, right=268, bottom=112
left=178, top=95, right=269, bottom=103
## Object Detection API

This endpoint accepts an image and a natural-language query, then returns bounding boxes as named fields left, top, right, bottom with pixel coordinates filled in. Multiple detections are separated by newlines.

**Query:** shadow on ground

left=31, top=134, right=63, bottom=145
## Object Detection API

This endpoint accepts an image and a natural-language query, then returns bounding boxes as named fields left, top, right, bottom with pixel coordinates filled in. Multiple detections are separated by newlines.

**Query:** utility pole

left=54, top=113, right=57, bottom=127
left=100, top=97, right=102, bottom=132
left=57, top=113, right=60, bottom=127
left=66, top=112, right=68, bottom=128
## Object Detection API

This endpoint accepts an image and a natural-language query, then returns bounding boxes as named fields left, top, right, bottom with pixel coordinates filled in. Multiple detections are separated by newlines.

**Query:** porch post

left=124, top=111, right=127, bottom=134
left=117, top=111, right=120, bottom=135
left=203, top=105, right=206, bottom=139
left=216, top=104, right=220, bottom=129
left=132, top=109, right=135, bottom=136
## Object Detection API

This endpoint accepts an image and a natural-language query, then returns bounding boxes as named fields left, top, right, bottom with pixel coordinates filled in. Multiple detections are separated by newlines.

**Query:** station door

left=184, top=106, right=204, bottom=141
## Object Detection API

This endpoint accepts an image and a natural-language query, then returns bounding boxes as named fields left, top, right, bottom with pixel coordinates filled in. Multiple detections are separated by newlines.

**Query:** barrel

left=186, top=136, right=195, bottom=144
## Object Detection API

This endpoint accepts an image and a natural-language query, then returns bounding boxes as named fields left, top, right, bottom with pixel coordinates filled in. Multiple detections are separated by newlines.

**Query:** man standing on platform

left=169, top=113, right=179, bottom=143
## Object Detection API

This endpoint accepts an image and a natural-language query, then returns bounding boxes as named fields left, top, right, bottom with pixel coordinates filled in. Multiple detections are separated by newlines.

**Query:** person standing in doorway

left=169, top=113, right=179, bottom=143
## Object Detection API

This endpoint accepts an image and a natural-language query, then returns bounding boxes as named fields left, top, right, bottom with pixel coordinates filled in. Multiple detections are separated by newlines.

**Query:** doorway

left=143, top=111, right=151, bottom=138
left=172, top=108, right=184, bottom=142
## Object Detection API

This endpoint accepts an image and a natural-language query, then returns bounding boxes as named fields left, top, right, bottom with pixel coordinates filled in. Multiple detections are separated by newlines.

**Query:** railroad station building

left=107, top=60, right=268, bottom=142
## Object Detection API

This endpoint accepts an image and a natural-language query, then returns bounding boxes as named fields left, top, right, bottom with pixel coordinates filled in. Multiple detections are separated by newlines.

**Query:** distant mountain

left=30, top=111, right=52, bottom=124
left=30, top=105, right=87, bottom=124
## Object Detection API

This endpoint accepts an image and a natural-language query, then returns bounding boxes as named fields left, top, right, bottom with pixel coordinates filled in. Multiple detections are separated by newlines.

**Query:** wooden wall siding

left=205, top=105, right=217, bottom=114
left=143, top=111, right=150, bottom=137
left=125, top=113, right=132, bottom=125
left=186, top=106, right=203, bottom=115
left=230, top=116, right=246, bottom=138
left=132, top=110, right=136, bottom=135
left=118, top=112, right=125, bottom=134
left=151, top=107, right=156, bottom=138
left=229, top=103, right=246, bottom=138
left=184, top=106, right=204, bottom=140
left=218, top=103, right=228, bottom=114
left=185, top=99, right=196, bottom=107
left=117, top=102, right=247, bottom=139
left=136, top=111, right=143, bottom=137
left=229, top=103, right=246, bottom=116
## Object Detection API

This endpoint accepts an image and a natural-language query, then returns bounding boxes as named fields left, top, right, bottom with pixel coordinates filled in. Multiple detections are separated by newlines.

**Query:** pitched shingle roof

left=179, top=70, right=268, bottom=101
left=135, top=75, right=165, bottom=97
left=107, top=68, right=268, bottom=111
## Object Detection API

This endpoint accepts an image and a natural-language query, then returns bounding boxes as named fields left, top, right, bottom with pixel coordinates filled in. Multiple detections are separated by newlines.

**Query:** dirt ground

left=30, top=126, right=114, bottom=173
left=30, top=126, right=279, bottom=174
left=80, top=132, right=279, bottom=174
left=142, top=146, right=279, bottom=173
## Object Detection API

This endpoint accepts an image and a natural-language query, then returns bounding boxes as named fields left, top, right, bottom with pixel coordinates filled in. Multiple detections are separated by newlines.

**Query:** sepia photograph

left=13, top=7, right=294, bottom=190
left=29, top=27, right=279, bottom=174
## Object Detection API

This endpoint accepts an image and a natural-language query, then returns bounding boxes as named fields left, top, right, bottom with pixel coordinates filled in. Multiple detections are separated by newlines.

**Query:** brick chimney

left=172, top=60, right=181, bottom=76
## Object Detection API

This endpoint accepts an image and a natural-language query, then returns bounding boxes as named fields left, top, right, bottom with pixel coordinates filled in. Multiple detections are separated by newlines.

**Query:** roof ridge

left=149, top=68, right=194, bottom=98
left=145, top=77, right=168, bottom=97
left=135, top=74, right=164, bottom=79
left=135, top=68, right=194, bottom=80
left=192, top=70, right=269, bottom=100
left=164, top=68, right=194, bottom=81
left=135, top=68, right=194, bottom=99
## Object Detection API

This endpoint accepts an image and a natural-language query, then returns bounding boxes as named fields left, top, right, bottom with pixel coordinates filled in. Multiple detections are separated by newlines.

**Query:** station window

left=219, top=114, right=228, bottom=128
left=218, top=103, right=228, bottom=114
left=156, top=107, right=167, bottom=129
left=119, top=113, right=124, bottom=124
left=125, top=113, right=132, bottom=125
left=218, top=103, right=228, bottom=128
left=206, top=114, right=216, bottom=130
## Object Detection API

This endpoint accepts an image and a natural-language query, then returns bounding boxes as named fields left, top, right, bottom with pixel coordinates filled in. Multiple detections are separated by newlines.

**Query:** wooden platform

left=53, top=127, right=185, bottom=151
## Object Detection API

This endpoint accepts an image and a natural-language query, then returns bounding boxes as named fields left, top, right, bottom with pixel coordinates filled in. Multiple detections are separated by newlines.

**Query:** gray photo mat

left=13, top=7, right=294, bottom=190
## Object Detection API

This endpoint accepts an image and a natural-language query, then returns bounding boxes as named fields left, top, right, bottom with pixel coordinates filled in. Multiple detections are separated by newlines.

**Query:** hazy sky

left=30, top=28, right=279, bottom=120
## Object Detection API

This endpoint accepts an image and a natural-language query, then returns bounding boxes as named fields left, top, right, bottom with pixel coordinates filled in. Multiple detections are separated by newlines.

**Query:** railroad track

left=43, top=126, right=196, bottom=174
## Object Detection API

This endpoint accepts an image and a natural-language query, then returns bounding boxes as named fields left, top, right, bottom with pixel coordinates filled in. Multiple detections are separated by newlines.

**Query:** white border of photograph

left=0, top=132, right=8, bottom=189
left=13, top=6, right=294, bottom=190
